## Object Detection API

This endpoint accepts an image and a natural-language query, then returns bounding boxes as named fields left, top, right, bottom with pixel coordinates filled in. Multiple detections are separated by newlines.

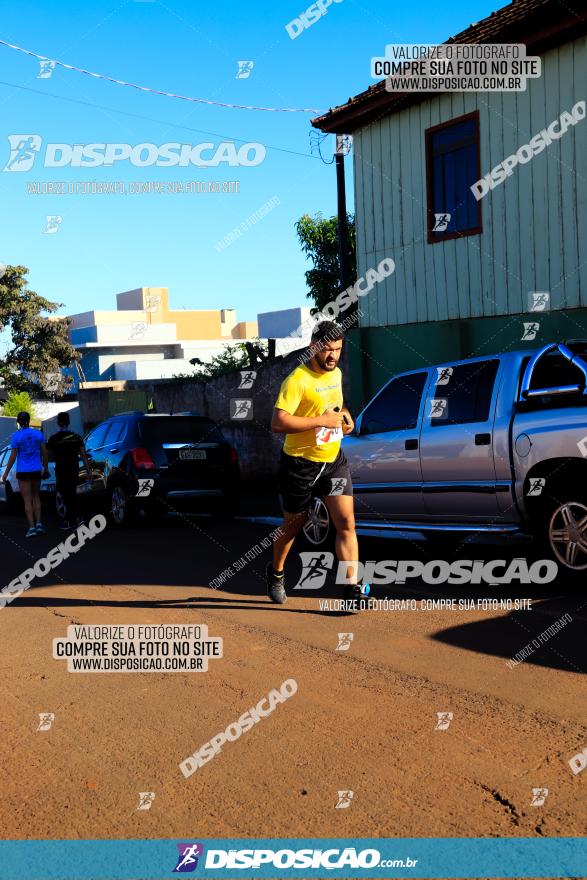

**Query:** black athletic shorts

left=279, top=449, right=353, bottom=514
left=16, top=471, right=42, bottom=481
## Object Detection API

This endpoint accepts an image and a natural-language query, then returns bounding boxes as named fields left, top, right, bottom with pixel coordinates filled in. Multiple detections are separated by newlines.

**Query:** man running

left=267, top=321, right=369, bottom=607
left=47, top=412, right=92, bottom=529
left=1, top=411, right=49, bottom=537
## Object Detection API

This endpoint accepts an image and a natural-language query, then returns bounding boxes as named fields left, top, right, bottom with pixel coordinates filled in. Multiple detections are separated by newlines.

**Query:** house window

left=425, top=112, right=481, bottom=242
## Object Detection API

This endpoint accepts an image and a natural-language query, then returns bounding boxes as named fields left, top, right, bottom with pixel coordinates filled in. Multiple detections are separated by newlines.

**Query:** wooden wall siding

left=352, top=36, right=587, bottom=329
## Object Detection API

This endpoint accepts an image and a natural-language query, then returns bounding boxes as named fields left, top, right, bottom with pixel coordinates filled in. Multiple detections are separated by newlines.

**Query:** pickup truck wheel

left=301, top=497, right=331, bottom=548
left=547, top=500, right=587, bottom=572
left=55, top=490, right=67, bottom=520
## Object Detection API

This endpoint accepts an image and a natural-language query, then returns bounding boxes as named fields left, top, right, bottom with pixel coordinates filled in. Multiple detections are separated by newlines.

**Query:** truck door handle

left=475, top=433, right=491, bottom=445
left=405, top=438, right=418, bottom=450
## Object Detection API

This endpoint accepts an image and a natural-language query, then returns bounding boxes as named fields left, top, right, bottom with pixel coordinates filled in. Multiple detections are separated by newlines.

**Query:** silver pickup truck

left=304, top=341, right=587, bottom=573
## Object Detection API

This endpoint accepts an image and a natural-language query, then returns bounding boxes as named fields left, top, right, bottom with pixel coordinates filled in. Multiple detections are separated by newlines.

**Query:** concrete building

left=66, top=287, right=312, bottom=387
left=258, top=306, right=314, bottom=356
left=313, top=0, right=587, bottom=406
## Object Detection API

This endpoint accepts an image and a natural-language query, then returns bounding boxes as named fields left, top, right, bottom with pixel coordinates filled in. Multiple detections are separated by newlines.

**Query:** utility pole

left=335, top=134, right=352, bottom=292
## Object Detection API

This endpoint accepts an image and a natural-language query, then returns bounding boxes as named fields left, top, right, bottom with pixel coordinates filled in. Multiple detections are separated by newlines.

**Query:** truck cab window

left=430, top=359, right=499, bottom=426
left=360, top=372, right=427, bottom=435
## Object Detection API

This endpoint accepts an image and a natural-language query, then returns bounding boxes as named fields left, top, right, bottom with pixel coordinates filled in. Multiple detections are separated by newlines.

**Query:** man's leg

left=323, top=494, right=359, bottom=583
left=324, top=492, right=369, bottom=608
left=63, top=472, right=78, bottom=523
left=267, top=509, right=308, bottom=605
left=272, top=509, right=308, bottom=572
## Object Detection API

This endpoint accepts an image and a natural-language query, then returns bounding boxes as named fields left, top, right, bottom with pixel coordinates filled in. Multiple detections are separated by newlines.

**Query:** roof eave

left=312, top=4, right=587, bottom=134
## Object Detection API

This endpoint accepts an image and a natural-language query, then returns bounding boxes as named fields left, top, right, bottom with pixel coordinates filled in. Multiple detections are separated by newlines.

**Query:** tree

left=0, top=265, right=78, bottom=395
left=2, top=390, right=35, bottom=418
left=176, top=340, right=268, bottom=381
left=295, top=212, right=356, bottom=313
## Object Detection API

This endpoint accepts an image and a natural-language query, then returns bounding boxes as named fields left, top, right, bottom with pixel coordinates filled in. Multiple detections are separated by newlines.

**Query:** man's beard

left=314, top=352, right=337, bottom=371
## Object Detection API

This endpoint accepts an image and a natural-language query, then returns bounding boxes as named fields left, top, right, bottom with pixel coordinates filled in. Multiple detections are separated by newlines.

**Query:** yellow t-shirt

left=275, top=364, right=344, bottom=463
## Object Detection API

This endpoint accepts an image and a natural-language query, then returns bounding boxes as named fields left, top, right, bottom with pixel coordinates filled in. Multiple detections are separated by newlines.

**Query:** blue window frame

left=425, top=111, right=482, bottom=242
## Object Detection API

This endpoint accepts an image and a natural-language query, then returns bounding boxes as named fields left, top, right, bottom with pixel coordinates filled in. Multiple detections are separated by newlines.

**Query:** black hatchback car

left=72, top=411, right=240, bottom=526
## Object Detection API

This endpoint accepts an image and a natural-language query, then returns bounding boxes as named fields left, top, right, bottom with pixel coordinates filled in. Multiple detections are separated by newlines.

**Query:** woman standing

left=1, top=411, right=49, bottom=537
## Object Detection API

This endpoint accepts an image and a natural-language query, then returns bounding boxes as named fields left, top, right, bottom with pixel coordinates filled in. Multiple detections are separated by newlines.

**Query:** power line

left=0, top=79, right=320, bottom=161
left=0, top=38, right=324, bottom=114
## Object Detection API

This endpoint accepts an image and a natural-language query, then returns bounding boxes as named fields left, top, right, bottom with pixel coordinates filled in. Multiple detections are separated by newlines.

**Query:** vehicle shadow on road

left=431, top=598, right=584, bottom=673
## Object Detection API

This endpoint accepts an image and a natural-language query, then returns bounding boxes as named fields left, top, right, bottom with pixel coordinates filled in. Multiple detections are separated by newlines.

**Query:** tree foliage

left=2, top=390, right=35, bottom=418
left=295, top=212, right=356, bottom=313
left=0, top=265, right=78, bottom=395
left=180, top=341, right=268, bottom=381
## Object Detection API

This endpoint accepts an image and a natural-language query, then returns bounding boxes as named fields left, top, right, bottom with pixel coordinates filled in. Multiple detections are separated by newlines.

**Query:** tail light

left=228, top=446, right=239, bottom=464
left=131, top=447, right=155, bottom=470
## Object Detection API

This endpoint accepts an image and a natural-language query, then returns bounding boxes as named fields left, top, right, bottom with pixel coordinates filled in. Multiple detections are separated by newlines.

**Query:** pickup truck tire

left=55, top=490, right=67, bottom=520
left=299, top=496, right=333, bottom=549
left=544, top=499, right=587, bottom=573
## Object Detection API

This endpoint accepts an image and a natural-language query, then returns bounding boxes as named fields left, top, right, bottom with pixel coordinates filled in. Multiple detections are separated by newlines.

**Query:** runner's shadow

left=10, top=595, right=356, bottom=616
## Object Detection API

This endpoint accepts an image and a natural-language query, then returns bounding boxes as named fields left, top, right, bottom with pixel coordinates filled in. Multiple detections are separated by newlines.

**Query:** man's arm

left=271, top=408, right=344, bottom=434
left=341, top=406, right=354, bottom=435
left=1, top=449, right=17, bottom=482
left=79, top=441, right=92, bottom=474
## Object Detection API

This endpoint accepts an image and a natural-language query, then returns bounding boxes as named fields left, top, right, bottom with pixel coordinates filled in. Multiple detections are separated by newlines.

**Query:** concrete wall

left=232, top=321, right=259, bottom=339
left=258, top=307, right=312, bottom=339
left=71, top=323, right=178, bottom=345
left=69, top=309, right=147, bottom=329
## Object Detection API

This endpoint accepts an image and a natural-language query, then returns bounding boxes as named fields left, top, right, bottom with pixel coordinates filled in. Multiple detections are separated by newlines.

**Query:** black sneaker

left=266, top=562, right=287, bottom=605
left=344, top=582, right=371, bottom=610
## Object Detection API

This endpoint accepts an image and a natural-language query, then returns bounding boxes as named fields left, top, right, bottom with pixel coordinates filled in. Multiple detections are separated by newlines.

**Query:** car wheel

left=546, top=499, right=587, bottom=573
left=301, top=496, right=331, bottom=547
left=109, top=484, right=131, bottom=527
left=55, top=490, right=67, bottom=520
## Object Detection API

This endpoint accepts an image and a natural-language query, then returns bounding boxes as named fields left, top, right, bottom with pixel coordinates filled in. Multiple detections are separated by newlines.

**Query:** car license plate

left=179, top=448, right=206, bottom=460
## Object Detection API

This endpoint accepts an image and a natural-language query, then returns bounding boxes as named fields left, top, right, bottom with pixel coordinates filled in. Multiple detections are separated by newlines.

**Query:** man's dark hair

left=57, top=412, right=70, bottom=427
left=311, top=321, right=344, bottom=346
left=16, top=411, right=30, bottom=426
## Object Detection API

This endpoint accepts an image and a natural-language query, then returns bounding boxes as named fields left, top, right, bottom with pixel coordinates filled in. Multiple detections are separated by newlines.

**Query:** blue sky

left=0, top=0, right=497, bottom=324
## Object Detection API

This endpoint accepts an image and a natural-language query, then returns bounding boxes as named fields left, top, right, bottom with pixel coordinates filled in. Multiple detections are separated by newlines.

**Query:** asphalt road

left=0, top=504, right=585, bottom=846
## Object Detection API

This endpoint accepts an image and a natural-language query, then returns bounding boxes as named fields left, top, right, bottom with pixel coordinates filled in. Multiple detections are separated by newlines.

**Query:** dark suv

left=75, top=411, right=240, bottom=526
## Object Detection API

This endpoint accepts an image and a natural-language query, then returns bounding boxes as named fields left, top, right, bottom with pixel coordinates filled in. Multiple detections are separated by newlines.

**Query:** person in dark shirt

left=47, top=412, right=92, bottom=529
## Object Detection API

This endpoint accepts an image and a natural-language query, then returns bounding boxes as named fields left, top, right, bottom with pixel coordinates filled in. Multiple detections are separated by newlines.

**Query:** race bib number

left=315, top=426, right=343, bottom=445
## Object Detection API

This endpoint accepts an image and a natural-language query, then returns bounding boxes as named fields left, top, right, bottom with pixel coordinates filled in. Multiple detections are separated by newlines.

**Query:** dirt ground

left=0, top=514, right=585, bottom=878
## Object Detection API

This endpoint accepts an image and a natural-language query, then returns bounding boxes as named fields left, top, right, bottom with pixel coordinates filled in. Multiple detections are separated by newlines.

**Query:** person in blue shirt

left=1, top=411, right=49, bottom=537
